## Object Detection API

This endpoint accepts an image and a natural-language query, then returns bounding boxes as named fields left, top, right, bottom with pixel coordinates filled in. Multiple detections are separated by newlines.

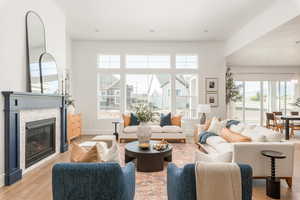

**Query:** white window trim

left=97, top=53, right=199, bottom=120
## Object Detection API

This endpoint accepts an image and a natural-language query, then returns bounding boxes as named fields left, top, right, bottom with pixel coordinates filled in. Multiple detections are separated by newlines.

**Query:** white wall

left=0, top=0, right=66, bottom=187
left=72, top=41, right=226, bottom=135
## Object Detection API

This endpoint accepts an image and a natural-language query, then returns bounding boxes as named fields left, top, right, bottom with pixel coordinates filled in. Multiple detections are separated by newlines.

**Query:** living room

left=0, top=0, right=300, bottom=200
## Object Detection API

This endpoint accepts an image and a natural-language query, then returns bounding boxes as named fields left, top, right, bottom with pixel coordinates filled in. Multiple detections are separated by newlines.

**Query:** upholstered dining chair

left=52, top=162, right=135, bottom=200
left=167, top=163, right=252, bottom=200
left=266, top=112, right=284, bottom=132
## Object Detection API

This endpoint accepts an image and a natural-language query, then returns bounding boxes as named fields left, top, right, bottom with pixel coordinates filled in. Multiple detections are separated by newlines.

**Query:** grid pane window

left=97, top=55, right=120, bottom=68
left=126, top=55, right=170, bottom=68
left=176, top=55, right=198, bottom=69
left=232, top=81, right=243, bottom=120
left=175, top=74, right=198, bottom=119
left=126, top=74, right=170, bottom=113
left=97, top=74, right=121, bottom=119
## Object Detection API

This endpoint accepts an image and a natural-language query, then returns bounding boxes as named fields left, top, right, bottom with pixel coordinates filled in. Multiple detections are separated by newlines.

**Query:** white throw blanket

left=195, top=162, right=242, bottom=200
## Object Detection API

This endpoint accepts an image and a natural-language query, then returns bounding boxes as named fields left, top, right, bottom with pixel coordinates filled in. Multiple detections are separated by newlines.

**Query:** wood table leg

left=125, top=154, right=135, bottom=163
left=137, top=154, right=164, bottom=172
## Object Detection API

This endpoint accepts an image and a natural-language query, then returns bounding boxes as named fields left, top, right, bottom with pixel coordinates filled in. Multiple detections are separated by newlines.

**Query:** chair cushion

left=220, top=128, right=251, bottom=143
left=162, top=125, right=183, bottom=133
left=171, top=115, right=182, bottom=127
left=123, top=125, right=138, bottom=133
left=130, top=113, right=139, bottom=126
left=122, top=114, right=131, bottom=127
left=160, top=113, right=172, bottom=126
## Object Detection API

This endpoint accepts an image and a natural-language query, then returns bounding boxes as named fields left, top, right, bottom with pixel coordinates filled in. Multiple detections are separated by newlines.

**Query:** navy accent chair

left=52, top=162, right=135, bottom=200
left=167, top=163, right=252, bottom=200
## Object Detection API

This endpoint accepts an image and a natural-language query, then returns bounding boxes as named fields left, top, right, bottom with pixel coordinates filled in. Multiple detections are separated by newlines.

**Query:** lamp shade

left=197, top=104, right=211, bottom=113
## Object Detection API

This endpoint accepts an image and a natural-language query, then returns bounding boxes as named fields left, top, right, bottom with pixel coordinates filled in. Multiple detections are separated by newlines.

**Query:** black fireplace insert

left=25, top=118, right=56, bottom=168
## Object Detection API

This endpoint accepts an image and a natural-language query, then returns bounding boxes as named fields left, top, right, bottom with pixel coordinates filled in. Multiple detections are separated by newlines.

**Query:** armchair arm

left=167, top=163, right=196, bottom=200
left=122, top=162, right=136, bottom=200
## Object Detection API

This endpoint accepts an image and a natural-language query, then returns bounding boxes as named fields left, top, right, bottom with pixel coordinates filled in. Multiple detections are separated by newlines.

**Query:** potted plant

left=134, top=104, right=157, bottom=148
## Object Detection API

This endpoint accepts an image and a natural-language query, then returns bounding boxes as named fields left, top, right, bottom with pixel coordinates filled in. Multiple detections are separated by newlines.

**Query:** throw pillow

left=194, top=151, right=232, bottom=163
left=220, top=128, right=251, bottom=143
left=122, top=114, right=131, bottom=127
left=130, top=113, right=140, bottom=126
left=204, top=119, right=212, bottom=130
left=71, top=143, right=99, bottom=162
left=229, top=123, right=245, bottom=133
left=160, top=113, right=171, bottom=127
left=171, top=115, right=182, bottom=127
left=225, top=120, right=240, bottom=128
left=96, top=141, right=120, bottom=163
left=207, top=117, right=222, bottom=135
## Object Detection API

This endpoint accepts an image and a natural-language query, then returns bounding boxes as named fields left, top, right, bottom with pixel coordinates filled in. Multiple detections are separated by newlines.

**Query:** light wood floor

left=0, top=136, right=299, bottom=200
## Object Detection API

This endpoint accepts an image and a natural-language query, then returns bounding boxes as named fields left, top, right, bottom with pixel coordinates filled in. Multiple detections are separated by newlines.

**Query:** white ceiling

left=227, top=15, right=300, bottom=67
left=56, top=0, right=274, bottom=41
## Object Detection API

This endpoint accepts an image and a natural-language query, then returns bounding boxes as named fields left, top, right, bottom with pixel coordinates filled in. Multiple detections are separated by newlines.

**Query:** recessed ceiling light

left=204, top=30, right=208, bottom=33
left=296, top=40, right=300, bottom=44
left=95, top=28, right=100, bottom=33
left=149, top=29, right=155, bottom=33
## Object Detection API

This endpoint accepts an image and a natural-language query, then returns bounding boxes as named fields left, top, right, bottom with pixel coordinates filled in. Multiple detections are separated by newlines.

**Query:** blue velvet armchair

left=167, top=163, right=252, bottom=200
left=52, top=162, right=135, bottom=200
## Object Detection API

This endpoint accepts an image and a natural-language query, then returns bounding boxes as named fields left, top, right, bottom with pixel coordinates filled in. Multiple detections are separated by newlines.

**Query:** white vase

left=137, top=122, right=152, bottom=145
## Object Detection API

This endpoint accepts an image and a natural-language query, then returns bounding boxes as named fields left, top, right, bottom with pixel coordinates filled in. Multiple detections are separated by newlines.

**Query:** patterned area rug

left=119, top=143, right=198, bottom=200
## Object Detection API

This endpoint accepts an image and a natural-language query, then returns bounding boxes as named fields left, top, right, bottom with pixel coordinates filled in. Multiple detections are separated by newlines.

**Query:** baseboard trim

left=0, top=173, right=4, bottom=187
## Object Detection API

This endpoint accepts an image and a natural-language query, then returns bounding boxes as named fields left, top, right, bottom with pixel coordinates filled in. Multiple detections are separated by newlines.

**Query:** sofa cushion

left=195, top=150, right=232, bottom=162
left=150, top=125, right=163, bottom=133
left=241, top=128, right=266, bottom=142
left=214, top=142, right=233, bottom=153
left=230, top=123, right=245, bottom=133
left=123, top=125, right=138, bottom=133
left=220, top=128, right=251, bottom=143
left=162, top=125, right=183, bottom=133
left=171, top=115, right=182, bottom=127
left=130, top=113, right=140, bottom=126
left=160, top=113, right=172, bottom=127
left=252, top=126, right=283, bottom=142
left=122, top=114, right=131, bottom=127
left=206, top=136, right=228, bottom=147
left=207, top=117, right=222, bottom=135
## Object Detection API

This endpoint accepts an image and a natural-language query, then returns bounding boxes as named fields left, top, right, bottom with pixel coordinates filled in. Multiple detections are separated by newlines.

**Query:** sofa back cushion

left=160, top=113, right=171, bottom=127
left=122, top=114, right=131, bottom=127
left=207, top=117, right=223, bottom=135
left=171, top=115, right=182, bottom=127
left=130, top=113, right=140, bottom=126
left=220, top=128, right=251, bottom=143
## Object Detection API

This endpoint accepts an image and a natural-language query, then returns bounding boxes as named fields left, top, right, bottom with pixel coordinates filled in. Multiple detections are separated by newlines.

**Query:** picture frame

left=206, top=78, right=218, bottom=92
left=206, top=93, right=218, bottom=107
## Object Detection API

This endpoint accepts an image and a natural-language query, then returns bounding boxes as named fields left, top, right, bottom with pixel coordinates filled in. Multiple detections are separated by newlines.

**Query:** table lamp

left=197, top=104, right=211, bottom=124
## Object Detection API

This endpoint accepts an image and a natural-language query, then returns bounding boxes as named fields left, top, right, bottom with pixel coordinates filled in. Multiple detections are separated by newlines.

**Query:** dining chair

left=290, top=111, right=300, bottom=137
left=266, top=113, right=283, bottom=132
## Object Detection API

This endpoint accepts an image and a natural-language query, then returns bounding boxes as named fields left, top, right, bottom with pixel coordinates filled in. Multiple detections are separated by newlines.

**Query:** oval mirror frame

left=25, top=11, right=46, bottom=93
left=39, top=52, right=59, bottom=94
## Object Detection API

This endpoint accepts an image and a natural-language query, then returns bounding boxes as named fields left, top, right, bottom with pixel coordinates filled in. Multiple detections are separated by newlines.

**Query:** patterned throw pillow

left=160, top=113, right=171, bottom=127
left=130, top=113, right=140, bottom=126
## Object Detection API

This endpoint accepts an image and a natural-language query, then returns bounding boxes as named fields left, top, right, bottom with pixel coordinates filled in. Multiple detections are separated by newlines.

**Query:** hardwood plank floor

left=0, top=136, right=299, bottom=200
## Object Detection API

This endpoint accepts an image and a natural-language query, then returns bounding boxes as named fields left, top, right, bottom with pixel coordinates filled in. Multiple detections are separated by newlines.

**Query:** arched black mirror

left=40, top=52, right=59, bottom=94
left=26, top=11, right=46, bottom=93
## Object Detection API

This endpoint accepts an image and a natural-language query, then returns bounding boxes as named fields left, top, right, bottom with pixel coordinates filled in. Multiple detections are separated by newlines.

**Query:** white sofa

left=119, top=122, right=186, bottom=143
left=195, top=125, right=295, bottom=187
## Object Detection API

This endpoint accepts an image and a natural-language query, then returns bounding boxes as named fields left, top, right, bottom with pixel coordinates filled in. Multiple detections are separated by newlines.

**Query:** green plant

left=65, top=94, right=75, bottom=107
left=226, top=67, right=242, bottom=104
left=134, top=104, right=157, bottom=123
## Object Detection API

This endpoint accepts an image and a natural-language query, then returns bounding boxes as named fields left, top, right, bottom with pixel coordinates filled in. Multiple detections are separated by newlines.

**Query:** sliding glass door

left=244, top=81, right=261, bottom=125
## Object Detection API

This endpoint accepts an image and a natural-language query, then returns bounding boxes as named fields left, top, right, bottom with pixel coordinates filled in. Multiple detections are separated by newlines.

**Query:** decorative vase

left=137, top=122, right=152, bottom=146
left=68, top=105, right=75, bottom=114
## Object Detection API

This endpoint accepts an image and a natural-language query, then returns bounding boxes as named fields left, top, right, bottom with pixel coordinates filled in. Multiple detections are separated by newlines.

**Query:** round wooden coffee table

left=125, top=140, right=173, bottom=172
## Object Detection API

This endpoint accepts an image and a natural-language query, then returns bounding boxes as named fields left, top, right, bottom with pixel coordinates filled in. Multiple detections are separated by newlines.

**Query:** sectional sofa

left=194, top=121, right=295, bottom=187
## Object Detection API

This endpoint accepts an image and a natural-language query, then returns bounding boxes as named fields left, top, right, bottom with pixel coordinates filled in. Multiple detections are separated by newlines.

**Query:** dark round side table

left=261, top=150, right=286, bottom=199
left=125, top=140, right=173, bottom=172
left=112, top=121, right=120, bottom=140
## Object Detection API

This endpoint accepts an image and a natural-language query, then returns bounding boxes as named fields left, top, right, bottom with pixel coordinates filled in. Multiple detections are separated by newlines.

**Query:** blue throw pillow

left=130, top=113, right=140, bottom=126
left=226, top=120, right=240, bottom=128
left=160, top=113, right=171, bottom=127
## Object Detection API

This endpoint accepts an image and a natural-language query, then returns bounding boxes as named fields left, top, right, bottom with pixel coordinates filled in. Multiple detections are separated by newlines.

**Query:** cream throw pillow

left=96, top=141, right=120, bottom=163
left=207, top=117, right=222, bottom=135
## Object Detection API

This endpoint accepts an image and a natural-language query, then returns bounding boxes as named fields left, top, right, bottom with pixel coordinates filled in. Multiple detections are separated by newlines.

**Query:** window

left=231, top=80, right=297, bottom=125
left=126, top=74, right=170, bottom=113
left=97, top=74, right=121, bottom=119
left=97, top=55, right=120, bottom=68
left=176, top=55, right=198, bottom=69
left=126, top=55, right=170, bottom=68
left=175, top=74, right=198, bottom=119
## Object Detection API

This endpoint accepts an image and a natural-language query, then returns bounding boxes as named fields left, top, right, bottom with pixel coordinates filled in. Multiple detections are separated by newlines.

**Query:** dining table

left=281, top=115, right=300, bottom=140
